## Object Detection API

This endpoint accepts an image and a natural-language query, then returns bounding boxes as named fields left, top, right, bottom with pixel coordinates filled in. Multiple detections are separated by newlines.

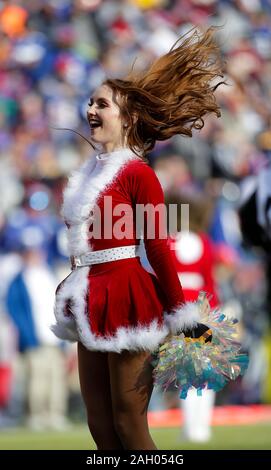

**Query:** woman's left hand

left=183, top=323, right=212, bottom=343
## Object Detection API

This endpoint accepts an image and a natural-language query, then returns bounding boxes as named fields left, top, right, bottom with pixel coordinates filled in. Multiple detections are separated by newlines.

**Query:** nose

left=87, top=106, right=95, bottom=117
left=87, top=101, right=97, bottom=117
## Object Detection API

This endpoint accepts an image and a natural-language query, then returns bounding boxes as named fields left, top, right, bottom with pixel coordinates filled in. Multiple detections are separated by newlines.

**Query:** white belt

left=70, top=245, right=140, bottom=269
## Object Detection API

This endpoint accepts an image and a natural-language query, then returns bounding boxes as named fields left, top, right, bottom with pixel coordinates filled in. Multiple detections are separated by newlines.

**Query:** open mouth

left=89, top=119, right=102, bottom=129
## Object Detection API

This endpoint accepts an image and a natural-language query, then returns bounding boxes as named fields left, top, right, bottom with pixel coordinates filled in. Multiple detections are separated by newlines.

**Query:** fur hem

left=50, top=323, right=79, bottom=342
left=164, top=302, right=201, bottom=334
left=52, top=266, right=168, bottom=353
left=52, top=317, right=169, bottom=353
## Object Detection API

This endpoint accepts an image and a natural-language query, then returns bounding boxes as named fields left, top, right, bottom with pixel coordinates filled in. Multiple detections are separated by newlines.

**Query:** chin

left=90, top=133, right=100, bottom=142
left=90, top=133, right=107, bottom=144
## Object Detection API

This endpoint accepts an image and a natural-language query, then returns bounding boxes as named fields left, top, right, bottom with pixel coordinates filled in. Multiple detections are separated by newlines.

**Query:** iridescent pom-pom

left=152, top=292, right=249, bottom=399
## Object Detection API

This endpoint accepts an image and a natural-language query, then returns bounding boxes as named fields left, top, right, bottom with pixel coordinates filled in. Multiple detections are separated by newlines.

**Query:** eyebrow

left=88, top=96, right=110, bottom=104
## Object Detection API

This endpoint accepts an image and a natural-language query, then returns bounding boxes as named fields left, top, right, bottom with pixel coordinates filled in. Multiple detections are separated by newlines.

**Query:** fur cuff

left=164, top=302, right=201, bottom=335
left=50, top=323, right=79, bottom=342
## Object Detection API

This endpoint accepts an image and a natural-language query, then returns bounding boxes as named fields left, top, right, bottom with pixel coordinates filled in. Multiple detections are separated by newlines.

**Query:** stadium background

left=0, top=0, right=271, bottom=450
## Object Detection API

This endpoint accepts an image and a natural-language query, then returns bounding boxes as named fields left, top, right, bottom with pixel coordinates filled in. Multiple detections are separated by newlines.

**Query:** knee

left=114, top=412, right=141, bottom=443
left=87, top=414, right=121, bottom=450
left=114, top=414, right=129, bottom=443
left=87, top=415, right=105, bottom=445
left=114, top=410, right=157, bottom=450
left=88, top=415, right=115, bottom=450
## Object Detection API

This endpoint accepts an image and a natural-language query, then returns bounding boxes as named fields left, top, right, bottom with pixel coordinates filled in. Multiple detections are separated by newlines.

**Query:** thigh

left=77, top=342, right=112, bottom=418
left=108, top=350, right=154, bottom=416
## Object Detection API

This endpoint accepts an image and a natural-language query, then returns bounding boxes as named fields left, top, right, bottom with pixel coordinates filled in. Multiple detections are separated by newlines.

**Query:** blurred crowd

left=1, top=0, right=271, bottom=431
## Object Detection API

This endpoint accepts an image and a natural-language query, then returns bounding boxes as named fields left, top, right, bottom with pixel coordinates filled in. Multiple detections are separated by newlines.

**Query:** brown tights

left=77, top=342, right=157, bottom=450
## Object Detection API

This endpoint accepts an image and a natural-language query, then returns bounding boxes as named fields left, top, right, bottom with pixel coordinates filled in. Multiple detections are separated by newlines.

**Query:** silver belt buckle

left=74, top=256, right=82, bottom=267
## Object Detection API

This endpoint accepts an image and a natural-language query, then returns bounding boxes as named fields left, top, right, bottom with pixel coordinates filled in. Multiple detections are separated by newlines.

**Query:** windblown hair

left=104, top=26, right=226, bottom=159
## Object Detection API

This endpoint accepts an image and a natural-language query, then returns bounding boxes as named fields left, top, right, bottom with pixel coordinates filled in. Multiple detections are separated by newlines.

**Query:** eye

left=87, top=99, right=107, bottom=108
left=98, top=101, right=107, bottom=108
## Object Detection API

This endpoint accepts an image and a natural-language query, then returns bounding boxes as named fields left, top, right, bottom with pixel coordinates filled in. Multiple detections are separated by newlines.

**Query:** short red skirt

left=53, top=256, right=170, bottom=352
left=87, top=256, right=166, bottom=337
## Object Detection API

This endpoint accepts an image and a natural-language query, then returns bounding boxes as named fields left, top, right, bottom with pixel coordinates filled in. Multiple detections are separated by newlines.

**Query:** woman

left=52, top=27, right=224, bottom=450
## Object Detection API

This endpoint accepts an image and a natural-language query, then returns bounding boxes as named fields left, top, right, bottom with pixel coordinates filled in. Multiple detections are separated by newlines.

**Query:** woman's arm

left=129, top=162, right=201, bottom=333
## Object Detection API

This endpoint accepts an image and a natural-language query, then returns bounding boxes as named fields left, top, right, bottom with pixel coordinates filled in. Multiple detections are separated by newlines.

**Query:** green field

left=0, top=424, right=271, bottom=450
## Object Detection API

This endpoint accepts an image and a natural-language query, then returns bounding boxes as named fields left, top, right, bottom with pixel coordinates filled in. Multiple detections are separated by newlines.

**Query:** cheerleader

left=52, top=27, right=224, bottom=450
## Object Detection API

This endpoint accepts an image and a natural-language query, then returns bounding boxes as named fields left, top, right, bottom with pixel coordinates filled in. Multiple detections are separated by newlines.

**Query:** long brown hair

left=104, top=26, right=226, bottom=159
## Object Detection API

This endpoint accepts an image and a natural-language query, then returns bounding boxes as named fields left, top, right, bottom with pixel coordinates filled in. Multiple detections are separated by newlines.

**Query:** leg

left=25, top=347, right=48, bottom=429
left=47, top=346, right=69, bottom=429
left=181, top=388, right=215, bottom=442
left=77, top=342, right=123, bottom=450
left=109, top=350, right=157, bottom=450
left=195, top=389, right=215, bottom=441
left=181, top=388, right=198, bottom=441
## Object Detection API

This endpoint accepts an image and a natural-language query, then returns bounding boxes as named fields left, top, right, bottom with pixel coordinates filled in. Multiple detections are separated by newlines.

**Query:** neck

left=99, top=133, right=130, bottom=153
left=100, top=143, right=128, bottom=153
left=96, top=147, right=132, bottom=162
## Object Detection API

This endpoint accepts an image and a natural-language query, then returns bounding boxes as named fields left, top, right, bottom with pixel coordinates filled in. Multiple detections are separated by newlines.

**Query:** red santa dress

left=52, top=148, right=201, bottom=353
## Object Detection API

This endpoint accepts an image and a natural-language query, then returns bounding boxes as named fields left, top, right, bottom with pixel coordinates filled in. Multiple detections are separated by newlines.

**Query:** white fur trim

left=52, top=267, right=168, bottom=352
left=50, top=323, right=79, bottom=342
left=164, top=302, right=201, bottom=334
left=81, top=320, right=168, bottom=353
left=61, top=148, right=140, bottom=256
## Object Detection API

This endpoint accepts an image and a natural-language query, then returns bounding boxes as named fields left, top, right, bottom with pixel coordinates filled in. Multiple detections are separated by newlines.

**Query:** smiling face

left=87, top=84, right=128, bottom=153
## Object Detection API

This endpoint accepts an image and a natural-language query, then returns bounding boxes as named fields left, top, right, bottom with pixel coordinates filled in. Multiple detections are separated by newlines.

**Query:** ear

left=131, top=112, right=138, bottom=125
left=123, top=112, right=138, bottom=129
